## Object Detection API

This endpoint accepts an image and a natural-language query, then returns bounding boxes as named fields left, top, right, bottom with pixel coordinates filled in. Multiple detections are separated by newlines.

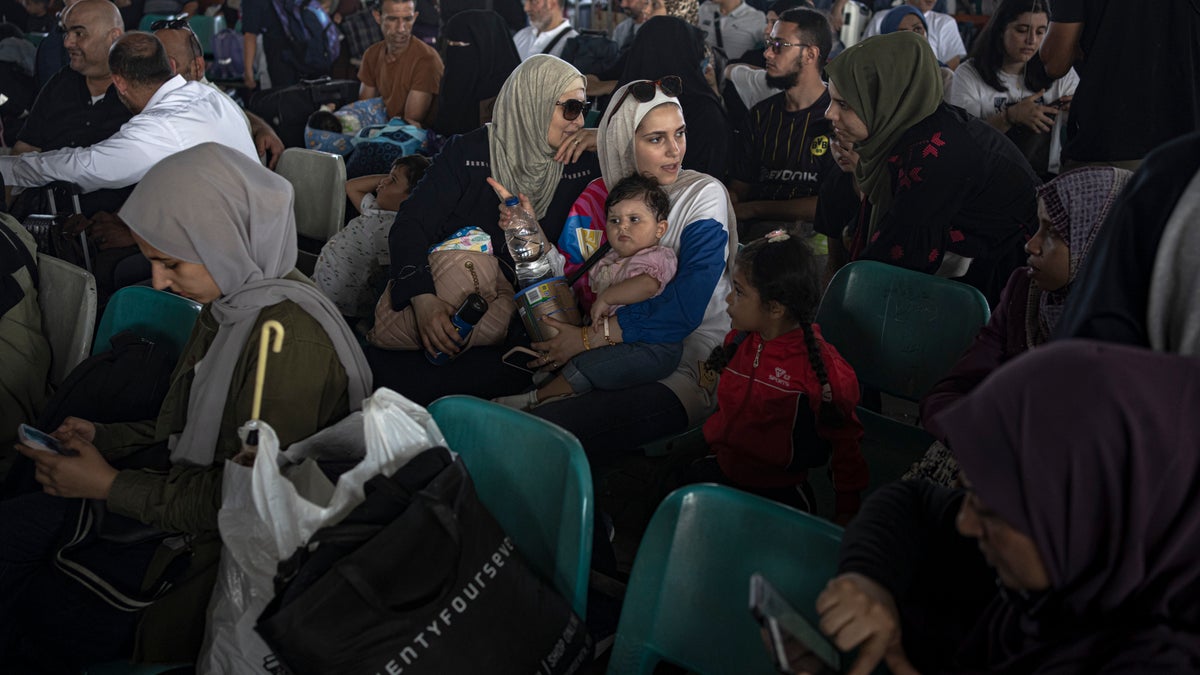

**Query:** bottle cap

left=504, top=196, right=520, bottom=208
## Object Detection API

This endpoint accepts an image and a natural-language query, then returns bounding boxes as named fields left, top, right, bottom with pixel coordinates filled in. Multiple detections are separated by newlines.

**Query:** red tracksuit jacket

left=703, top=327, right=869, bottom=507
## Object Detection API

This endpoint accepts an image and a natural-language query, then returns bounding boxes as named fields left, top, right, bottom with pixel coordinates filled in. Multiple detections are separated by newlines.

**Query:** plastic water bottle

left=503, top=197, right=553, bottom=288
left=427, top=293, right=489, bottom=365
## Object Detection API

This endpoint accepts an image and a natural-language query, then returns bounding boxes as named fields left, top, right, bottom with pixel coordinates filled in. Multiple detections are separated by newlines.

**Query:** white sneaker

left=493, top=391, right=538, bottom=411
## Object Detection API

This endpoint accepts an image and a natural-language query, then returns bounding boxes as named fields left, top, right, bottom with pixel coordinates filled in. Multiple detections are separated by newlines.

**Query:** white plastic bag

left=199, top=388, right=447, bottom=675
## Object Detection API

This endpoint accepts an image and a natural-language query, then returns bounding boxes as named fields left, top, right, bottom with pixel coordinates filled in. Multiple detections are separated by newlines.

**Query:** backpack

left=1, top=330, right=176, bottom=498
left=207, top=28, right=245, bottom=81
left=271, top=0, right=341, bottom=77
left=560, top=30, right=619, bottom=77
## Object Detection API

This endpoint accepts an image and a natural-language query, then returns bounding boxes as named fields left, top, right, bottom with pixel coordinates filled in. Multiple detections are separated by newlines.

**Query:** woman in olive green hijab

left=824, top=32, right=1040, bottom=306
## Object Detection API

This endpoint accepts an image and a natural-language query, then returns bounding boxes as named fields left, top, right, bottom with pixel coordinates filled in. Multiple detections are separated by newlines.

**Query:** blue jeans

left=560, top=341, right=683, bottom=394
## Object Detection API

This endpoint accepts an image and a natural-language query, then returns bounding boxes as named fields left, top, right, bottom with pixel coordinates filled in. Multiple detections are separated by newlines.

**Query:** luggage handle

left=46, top=181, right=92, bottom=274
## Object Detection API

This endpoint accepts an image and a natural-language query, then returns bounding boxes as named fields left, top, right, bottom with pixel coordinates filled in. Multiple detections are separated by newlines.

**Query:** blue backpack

left=207, top=28, right=245, bottom=81
left=271, top=0, right=340, bottom=76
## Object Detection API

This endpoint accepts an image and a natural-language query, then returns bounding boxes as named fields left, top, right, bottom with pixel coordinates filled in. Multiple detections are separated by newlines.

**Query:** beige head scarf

left=487, top=54, right=585, bottom=219
left=120, top=143, right=372, bottom=466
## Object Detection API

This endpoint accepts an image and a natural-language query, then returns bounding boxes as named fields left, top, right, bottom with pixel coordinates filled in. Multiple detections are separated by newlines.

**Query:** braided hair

left=706, top=233, right=846, bottom=426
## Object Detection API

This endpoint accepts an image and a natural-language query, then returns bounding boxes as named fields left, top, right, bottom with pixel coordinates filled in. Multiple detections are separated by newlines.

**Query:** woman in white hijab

left=532, top=78, right=738, bottom=459
left=5, top=143, right=371, bottom=667
left=370, top=54, right=601, bottom=403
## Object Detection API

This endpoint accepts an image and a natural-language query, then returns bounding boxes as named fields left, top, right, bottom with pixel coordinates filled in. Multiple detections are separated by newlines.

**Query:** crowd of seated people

left=2, top=0, right=1199, bottom=670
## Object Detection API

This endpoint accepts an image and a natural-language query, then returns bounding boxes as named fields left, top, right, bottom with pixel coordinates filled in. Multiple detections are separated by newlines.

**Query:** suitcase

left=249, top=76, right=360, bottom=148
left=20, top=181, right=93, bottom=274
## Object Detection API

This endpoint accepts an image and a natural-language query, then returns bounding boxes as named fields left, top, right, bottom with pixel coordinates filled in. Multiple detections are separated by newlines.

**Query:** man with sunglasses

left=153, top=22, right=285, bottom=168
left=729, top=7, right=835, bottom=242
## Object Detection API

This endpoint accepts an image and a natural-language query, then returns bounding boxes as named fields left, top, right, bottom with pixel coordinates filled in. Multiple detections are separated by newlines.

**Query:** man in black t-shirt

left=1041, top=0, right=1200, bottom=167
left=13, top=0, right=132, bottom=218
left=729, top=7, right=835, bottom=242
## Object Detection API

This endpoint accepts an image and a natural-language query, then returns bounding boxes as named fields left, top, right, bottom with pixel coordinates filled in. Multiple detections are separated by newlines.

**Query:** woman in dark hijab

left=431, top=10, right=521, bottom=137
left=1054, top=131, right=1200, bottom=354
left=824, top=32, right=1039, bottom=306
left=812, top=341, right=1200, bottom=675
left=618, top=15, right=731, bottom=179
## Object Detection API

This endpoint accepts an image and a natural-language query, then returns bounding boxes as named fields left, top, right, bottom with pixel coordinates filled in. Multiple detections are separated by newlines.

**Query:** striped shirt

left=733, top=90, right=835, bottom=202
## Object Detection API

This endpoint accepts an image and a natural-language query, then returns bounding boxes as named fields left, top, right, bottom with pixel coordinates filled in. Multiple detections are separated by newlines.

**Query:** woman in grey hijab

left=4, top=143, right=371, bottom=667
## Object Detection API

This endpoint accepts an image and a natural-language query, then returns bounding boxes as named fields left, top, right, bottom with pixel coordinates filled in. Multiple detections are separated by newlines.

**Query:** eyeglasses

left=150, top=14, right=192, bottom=30
left=765, top=38, right=814, bottom=54
left=606, top=75, right=683, bottom=122
left=555, top=98, right=593, bottom=121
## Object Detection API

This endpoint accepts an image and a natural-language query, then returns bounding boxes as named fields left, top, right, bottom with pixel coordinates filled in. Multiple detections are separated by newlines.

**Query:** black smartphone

left=750, top=573, right=842, bottom=674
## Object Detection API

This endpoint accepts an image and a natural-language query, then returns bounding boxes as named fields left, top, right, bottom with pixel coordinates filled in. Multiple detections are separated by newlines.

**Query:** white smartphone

left=501, top=346, right=542, bottom=374
left=17, top=423, right=75, bottom=456
left=750, top=572, right=842, bottom=674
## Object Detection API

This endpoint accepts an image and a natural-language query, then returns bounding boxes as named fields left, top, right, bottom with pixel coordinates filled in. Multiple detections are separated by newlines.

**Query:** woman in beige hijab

left=371, top=54, right=601, bottom=403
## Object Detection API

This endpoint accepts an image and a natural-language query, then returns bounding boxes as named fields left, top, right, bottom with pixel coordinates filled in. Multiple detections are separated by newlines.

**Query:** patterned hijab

left=1028, top=167, right=1132, bottom=346
left=824, top=32, right=943, bottom=235
left=937, top=341, right=1200, bottom=672
left=120, top=143, right=372, bottom=466
left=486, top=54, right=585, bottom=219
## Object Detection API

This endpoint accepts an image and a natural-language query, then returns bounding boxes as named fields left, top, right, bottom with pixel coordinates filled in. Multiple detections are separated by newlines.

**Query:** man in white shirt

left=0, top=32, right=258, bottom=193
left=611, top=0, right=652, bottom=50
left=154, top=24, right=285, bottom=169
left=863, top=0, right=965, bottom=68
left=698, top=0, right=766, bottom=61
left=513, top=0, right=577, bottom=60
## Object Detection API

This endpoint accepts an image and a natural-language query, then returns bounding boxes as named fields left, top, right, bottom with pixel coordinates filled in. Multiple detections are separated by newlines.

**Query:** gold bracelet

left=602, top=316, right=616, bottom=346
left=581, top=326, right=592, bottom=350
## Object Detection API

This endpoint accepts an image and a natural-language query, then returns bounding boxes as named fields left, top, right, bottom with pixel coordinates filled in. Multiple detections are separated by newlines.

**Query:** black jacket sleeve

left=838, top=480, right=998, bottom=673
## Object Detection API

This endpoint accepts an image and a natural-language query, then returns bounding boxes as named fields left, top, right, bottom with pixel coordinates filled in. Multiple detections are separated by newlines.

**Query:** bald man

left=1, top=32, right=258, bottom=194
left=11, top=0, right=134, bottom=222
left=15, top=0, right=125, bottom=157
left=154, top=25, right=285, bottom=168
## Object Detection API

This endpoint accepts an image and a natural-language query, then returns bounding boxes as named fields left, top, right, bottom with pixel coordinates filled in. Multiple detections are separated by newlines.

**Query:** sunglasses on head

left=606, top=75, right=683, bottom=122
left=555, top=98, right=593, bottom=121
left=765, top=38, right=814, bottom=54
left=150, top=15, right=192, bottom=30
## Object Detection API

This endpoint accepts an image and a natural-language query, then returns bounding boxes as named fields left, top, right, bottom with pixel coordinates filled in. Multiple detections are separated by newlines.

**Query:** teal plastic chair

left=428, top=396, right=593, bottom=617
left=91, top=286, right=202, bottom=363
left=188, top=14, right=227, bottom=56
left=815, top=261, right=991, bottom=488
left=24, top=31, right=47, bottom=46
left=607, top=484, right=843, bottom=675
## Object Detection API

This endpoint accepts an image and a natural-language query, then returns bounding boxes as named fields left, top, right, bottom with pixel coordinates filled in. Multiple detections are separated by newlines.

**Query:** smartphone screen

left=18, top=424, right=66, bottom=455
left=750, top=573, right=842, bottom=673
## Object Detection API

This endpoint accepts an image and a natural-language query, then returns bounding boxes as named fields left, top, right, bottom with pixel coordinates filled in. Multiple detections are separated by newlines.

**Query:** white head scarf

left=120, top=143, right=373, bottom=466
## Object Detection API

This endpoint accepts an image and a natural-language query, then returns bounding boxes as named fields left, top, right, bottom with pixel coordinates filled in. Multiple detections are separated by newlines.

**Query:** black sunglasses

left=607, top=75, right=683, bottom=122
left=150, top=15, right=192, bottom=30
left=555, top=98, right=593, bottom=121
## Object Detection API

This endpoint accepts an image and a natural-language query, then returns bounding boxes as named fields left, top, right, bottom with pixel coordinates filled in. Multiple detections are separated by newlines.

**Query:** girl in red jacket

left=698, top=232, right=869, bottom=522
